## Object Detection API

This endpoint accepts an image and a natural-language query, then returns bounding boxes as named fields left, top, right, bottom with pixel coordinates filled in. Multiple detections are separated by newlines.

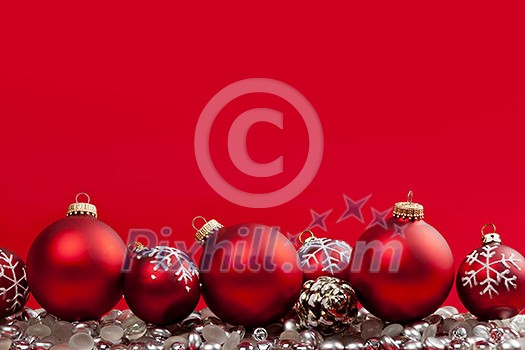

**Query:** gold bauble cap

left=481, top=223, right=502, bottom=245
left=67, top=193, right=97, bottom=218
left=392, top=191, right=424, bottom=221
left=193, top=216, right=223, bottom=244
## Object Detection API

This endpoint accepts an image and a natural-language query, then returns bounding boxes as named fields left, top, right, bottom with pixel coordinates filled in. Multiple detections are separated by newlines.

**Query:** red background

left=1, top=2, right=524, bottom=312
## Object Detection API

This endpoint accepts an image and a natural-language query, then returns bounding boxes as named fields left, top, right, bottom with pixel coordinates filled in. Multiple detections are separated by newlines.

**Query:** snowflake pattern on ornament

left=146, top=246, right=199, bottom=285
left=461, top=245, right=523, bottom=299
left=0, top=250, right=29, bottom=313
left=299, top=238, right=351, bottom=274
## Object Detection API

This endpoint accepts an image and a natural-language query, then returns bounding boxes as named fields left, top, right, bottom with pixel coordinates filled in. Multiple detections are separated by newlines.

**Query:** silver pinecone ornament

left=295, top=276, right=358, bottom=335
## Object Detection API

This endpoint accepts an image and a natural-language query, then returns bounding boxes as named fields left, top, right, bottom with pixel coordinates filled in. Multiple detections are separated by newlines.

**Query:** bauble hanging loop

left=67, top=192, right=97, bottom=218
left=392, top=190, right=424, bottom=221
left=193, top=216, right=224, bottom=244
left=481, top=223, right=502, bottom=245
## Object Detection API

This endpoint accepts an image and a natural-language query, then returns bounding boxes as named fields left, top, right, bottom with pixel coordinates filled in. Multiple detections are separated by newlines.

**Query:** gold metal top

left=481, top=223, right=502, bottom=245
left=392, top=191, right=424, bottom=221
left=193, top=216, right=223, bottom=244
left=67, top=193, right=97, bottom=218
left=298, top=230, right=317, bottom=245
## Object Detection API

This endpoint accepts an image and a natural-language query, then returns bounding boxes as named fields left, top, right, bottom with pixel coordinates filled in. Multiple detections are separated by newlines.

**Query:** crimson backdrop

left=1, top=2, right=524, bottom=312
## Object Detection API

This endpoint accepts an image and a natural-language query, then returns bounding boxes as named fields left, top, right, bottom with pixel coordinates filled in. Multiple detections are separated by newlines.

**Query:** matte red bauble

left=124, top=243, right=201, bottom=325
left=297, top=230, right=352, bottom=281
left=457, top=223, right=525, bottom=320
left=349, top=192, right=454, bottom=323
left=0, top=247, right=30, bottom=318
left=27, top=194, right=126, bottom=321
left=193, top=217, right=303, bottom=328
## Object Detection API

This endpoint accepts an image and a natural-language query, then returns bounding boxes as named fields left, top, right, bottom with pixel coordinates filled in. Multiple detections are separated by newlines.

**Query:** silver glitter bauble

left=295, top=277, right=357, bottom=335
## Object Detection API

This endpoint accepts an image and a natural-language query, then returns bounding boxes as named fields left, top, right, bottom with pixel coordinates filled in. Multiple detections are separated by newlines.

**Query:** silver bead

left=490, top=328, right=506, bottom=343
left=360, top=319, right=383, bottom=340
left=473, top=325, right=491, bottom=339
left=409, top=321, right=429, bottom=334
left=253, top=328, right=268, bottom=342
left=379, top=335, right=399, bottom=350
left=422, top=324, right=437, bottom=339
left=202, top=325, right=227, bottom=344
left=11, top=340, right=31, bottom=350
left=148, top=328, right=172, bottom=341
left=497, top=339, right=521, bottom=350
left=225, top=326, right=246, bottom=340
left=448, top=339, right=470, bottom=350
left=343, top=337, right=364, bottom=350
left=0, top=324, right=22, bottom=339
left=450, top=327, right=468, bottom=340
left=146, top=340, right=165, bottom=350
left=402, top=327, right=421, bottom=341
left=381, top=324, right=403, bottom=338
left=259, top=340, right=275, bottom=350
left=362, top=337, right=379, bottom=350
left=201, top=342, right=221, bottom=350
left=283, top=319, right=299, bottom=333
left=423, top=337, right=445, bottom=350
left=403, top=340, right=423, bottom=350
left=237, top=341, right=255, bottom=350
left=300, top=330, right=323, bottom=349
left=69, top=332, right=95, bottom=350
left=95, top=340, right=113, bottom=350
left=169, top=342, right=186, bottom=350
left=320, top=338, right=344, bottom=350
left=188, top=331, right=202, bottom=350
left=279, top=340, right=298, bottom=350
left=33, top=341, right=55, bottom=350
left=280, top=331, right=301, bottom=343
left=473, top=339, right=496, bottom=349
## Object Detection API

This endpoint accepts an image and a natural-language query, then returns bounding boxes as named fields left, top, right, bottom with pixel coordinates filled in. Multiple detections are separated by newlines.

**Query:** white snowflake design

left=145, top=246, right=199, bottom=288
left=0, top=250, right=29, bottom=313
left=461, top=245, right=522, bottom=299
left=298, top=238, right=352, bottom=274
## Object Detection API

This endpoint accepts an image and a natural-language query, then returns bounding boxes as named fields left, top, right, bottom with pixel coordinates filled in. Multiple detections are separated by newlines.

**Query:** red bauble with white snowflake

left=124, top=243, right=201, bottom=325
left=0, top=248, right=29, bottom=318
left=349, top=192, right=455, bottom=323
left=193, top=217, right=303, bottom=328
left=457, top=224, right=525, bottom=320
left=298, top=230, right=352, bottom=281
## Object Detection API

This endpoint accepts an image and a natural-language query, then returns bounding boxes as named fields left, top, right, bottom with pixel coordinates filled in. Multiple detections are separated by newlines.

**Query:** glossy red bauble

left=27, top=214, right=126, bottom=321
left=124, top=245, right=201, bottom=325
left=457, top=227, right=525, bottom=320
left=349, top=217, right=454, bottom=323
left=0, top=248, right=30, bottom=318
left=197, top=221, right=303, bottom=327
left=298, top=231, right=352, bottom=281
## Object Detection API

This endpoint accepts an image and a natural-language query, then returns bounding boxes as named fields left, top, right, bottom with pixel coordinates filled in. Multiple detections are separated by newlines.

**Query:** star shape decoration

left=366, top=207, right=391, bottom=230
left=337, top=194, right=372, bottom=223
left=308, top=209, right=333, bottom=232
left=391, top=222, right=408, bottom=239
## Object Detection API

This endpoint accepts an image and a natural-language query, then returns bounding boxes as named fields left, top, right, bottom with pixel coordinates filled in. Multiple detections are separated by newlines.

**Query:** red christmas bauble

left=349, top=194, right=454, bottom=323
left=457, top=224, right=525, bottom=320
left=124, top=244, right=201, bottom=325
left=297, top=230, right=352, bottom=281
left=0, top=248, right=30, bottom=318
left=27, top=194, right=126, bottom=321
left=194, top=218, right=303, bottom=327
